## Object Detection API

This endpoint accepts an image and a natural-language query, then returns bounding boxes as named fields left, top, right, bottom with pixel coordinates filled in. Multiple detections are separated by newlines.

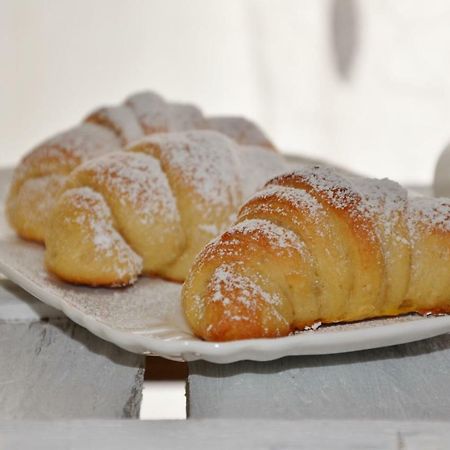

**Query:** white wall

left=1, top=0, right=449, bottom=184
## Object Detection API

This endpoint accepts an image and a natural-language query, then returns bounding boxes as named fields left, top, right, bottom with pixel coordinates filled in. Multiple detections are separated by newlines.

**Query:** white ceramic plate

left=1, top=236, right=450, bottom=363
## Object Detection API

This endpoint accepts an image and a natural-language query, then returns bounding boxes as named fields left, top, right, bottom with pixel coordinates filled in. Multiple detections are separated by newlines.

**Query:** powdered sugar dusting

left=207, top=263, right=288, bottom=329
left=67, top=187, right=143, bottom=279
left=289, top=166, right=360, bottom=210
left=232, top=218, right=307, bottom=256
left=353, top=177, right=407, bottom=236
left=285, top=166, right=402, bottom=242
left=207, top=116, right=274, bottom=148
left=351, top=178, right=411, bottom=262
left=126, top=91, right=169, bottom=133
left=136, top=130, right=242, bottom=210
left=255, top=184, right=325, bottom=219
left=210, top=264, right=282, bottom=308
left=39, top=123, right=121, bottom=162
left=168, top=103, right=206, bottom=131
left=76, top=152, right=179, bottom=225
left=291, top=166, right=407, bottom=232
left=86, top=105, right=144, bottom=145
left=15, top=174, right=66, bottom=214
left=408, top=197, right=450, bottom=241
left=11, top=123, right=122, bottom=196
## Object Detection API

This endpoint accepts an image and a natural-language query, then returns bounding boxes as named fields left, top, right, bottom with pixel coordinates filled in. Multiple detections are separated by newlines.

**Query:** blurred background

left=2, top=0, right=450, bottom=419
left=2, top=0, right=450, bottom=184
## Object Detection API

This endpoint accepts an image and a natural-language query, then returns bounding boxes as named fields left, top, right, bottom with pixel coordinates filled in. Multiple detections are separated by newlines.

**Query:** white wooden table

left=0, top=278, right=145, bottom=419
left=1, top=419, right=450, bottom=449
left=187, top=334, right=450, bottom=420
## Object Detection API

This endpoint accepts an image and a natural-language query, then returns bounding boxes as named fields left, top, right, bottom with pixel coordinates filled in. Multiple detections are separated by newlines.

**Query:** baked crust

left=44, top=131, right=244, bottom=285
left=183, top=166, right=450, bottom=341
left=7, top=91, right=278, bottom=244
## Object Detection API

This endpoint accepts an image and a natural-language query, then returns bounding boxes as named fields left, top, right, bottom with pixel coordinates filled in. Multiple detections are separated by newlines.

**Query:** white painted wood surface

left=0, top=278, right=61, bottom=321
left=0, top=279, right=146, bottom=419
left=188, top=333, right=450, bottom=420
left=1, top=419, right=450, bottom=449
left=0, top=318, right=145, bottom=419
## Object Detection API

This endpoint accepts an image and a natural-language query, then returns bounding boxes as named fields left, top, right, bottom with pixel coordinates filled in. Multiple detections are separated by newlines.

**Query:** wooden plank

left=188, top=334, right=450, bottom=420
left=0, top=319, right=145, bottom=419
left=0, top=279, right=62, bottom=321
left=0, top=279, right=145, bottom=419
left=1, top=419, right=450, bottom=449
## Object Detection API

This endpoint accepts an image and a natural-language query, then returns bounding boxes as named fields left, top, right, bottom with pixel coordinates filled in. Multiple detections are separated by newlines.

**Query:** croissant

left=6, top=123, right=122, bottom=242
left=6, top=90, right=276, bottom=243
left=207, top=116, right=275, bottom=150
left=85, top=104, right=145, bottom=146
left=182, top=166, right=450, bottom=341
left=44, top=130, right=248, bottom=286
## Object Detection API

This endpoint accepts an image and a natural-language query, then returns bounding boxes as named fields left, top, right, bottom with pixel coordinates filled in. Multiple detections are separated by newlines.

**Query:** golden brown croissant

left=6, top=91, right=277, bottom=243
left=125, top=92, right=276, bottom=148
left=182, top=166, right=450, bottom=341
left=85, top=104, right=145, bottom=146
left=44, top=131, right=245, bottom=286
left=6, top=123, right=122, bottom=242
